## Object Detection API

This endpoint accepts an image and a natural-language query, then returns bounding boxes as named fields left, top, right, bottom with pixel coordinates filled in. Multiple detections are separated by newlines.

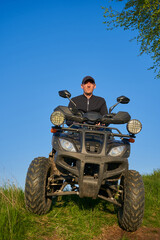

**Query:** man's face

left=81, top=80, right=96, bottom=96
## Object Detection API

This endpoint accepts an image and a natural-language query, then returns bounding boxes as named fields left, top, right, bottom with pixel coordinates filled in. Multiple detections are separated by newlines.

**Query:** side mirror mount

left=59, top=90, right=71, bottom=99
left=58, top=90, right=77, bottom=108
left=117, top=96, right=130, bottom=104
left=109, top=96, right=130, bottom=113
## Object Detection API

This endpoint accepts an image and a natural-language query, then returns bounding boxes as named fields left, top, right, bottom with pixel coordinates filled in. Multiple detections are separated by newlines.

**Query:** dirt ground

left=93, top=225, right=160, bottom=240
left=43, top=225, right=160, bottom=240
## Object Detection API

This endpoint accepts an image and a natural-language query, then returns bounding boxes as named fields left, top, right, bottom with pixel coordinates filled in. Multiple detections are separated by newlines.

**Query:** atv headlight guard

left=127, top=119, right=142, bottom=134
left=108, top=146, right=125, bottom=157
left=59, top=139, right=77, bottom=152
left=50, top=111, right=65, bottom=126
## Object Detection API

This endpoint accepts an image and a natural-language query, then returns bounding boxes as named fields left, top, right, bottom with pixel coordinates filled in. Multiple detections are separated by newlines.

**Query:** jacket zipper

left=87, top=99, right=89, bottom=111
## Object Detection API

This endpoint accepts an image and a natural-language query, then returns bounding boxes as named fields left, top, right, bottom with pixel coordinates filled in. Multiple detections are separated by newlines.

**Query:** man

left=68, top=76, right=108, bottom=115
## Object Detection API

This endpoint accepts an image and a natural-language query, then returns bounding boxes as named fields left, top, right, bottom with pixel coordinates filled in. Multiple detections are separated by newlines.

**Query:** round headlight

left=50, top=111, right=65, bottom=126
left=127, top=119, right=142, bottom=134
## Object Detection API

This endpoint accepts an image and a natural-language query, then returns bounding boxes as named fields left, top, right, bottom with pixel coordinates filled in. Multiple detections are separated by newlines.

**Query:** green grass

left=0, top=169, right=160, bottom=240
left=142, top=169, right=160, bottom=228
left=0, top=183, right=27, bottom=240
left=47, top=196, right=117, bottom=240
left=0, top=184, right=117, bottom=240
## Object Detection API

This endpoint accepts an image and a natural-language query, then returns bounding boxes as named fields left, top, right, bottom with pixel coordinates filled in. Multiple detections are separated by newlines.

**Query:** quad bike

left=25, top=90, right=145, bottom=232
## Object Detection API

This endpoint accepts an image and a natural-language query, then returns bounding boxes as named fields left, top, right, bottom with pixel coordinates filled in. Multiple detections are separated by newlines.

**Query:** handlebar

left=54, top=106, right=131, bottom=125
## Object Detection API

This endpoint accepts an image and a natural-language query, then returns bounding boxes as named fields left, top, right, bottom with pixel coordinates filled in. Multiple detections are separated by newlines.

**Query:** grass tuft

left=0, top=183, right=27, bottom=240
left=142, top=169, right=160, bottom=228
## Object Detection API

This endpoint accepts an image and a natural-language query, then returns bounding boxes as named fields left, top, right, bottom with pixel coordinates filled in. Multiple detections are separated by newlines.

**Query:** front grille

left=107, top=162, right=121, bottom=171
left=86, top=142, right=100, bottom=153
left=63, top=157, right=77, bottom=168
left=84, top=163, right=99, bottom=177
left=85, top=133, right=104, bottom=154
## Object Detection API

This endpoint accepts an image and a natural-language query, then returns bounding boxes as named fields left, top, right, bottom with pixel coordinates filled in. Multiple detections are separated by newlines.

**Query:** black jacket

left=68, top=94, right=108, bottom=115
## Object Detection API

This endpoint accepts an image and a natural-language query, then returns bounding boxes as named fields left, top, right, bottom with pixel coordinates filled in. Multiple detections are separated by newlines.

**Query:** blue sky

left=0, top=0, right=160, bottom=188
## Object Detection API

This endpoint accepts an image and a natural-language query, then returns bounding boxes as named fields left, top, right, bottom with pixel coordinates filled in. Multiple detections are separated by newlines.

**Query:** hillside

left=0, top=169, right=160, bottom=240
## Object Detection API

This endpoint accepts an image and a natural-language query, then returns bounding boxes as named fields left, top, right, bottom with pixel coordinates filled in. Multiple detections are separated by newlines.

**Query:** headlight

left=50, top=111, right=65, bottom=126
left=59, top=139, right=76, bottom=152
left=127, top=119, right=142, bottom=134
left=108, top=146, right=125, bottom=157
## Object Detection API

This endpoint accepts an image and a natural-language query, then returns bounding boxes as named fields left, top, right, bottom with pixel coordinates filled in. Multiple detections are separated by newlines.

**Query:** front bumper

left=52, top=126, right=129, bottom=198
left=54, top=150, right=128, bottom=198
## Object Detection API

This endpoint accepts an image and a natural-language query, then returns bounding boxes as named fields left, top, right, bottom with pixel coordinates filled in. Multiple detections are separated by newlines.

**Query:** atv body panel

left=52, top=125, right=130, bottom=199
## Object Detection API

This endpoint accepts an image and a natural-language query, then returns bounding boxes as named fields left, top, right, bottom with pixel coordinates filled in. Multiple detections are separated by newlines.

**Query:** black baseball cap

left=82, top=76, right=95, bottom=84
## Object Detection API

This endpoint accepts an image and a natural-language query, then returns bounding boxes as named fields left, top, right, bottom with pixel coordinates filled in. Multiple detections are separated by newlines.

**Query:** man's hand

left=96, top=122, right=105, bottom=126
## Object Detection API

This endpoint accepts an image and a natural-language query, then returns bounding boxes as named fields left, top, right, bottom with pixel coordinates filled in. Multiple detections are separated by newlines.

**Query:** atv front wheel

left=118, top=170, right=145, bottom=231
left=25, top=157, right=54, bottom=215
